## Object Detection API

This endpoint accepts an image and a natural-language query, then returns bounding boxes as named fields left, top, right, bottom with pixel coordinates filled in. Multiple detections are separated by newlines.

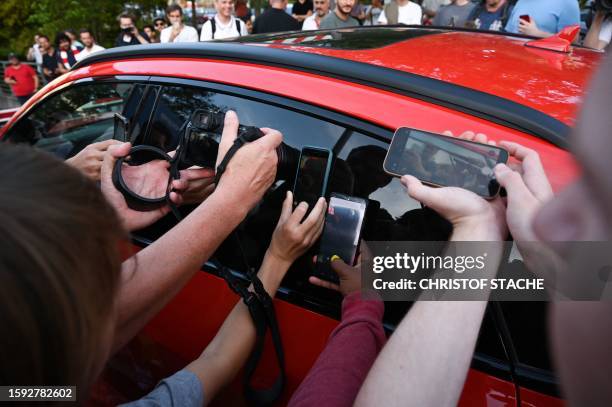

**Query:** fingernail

left=494, top=163, right=508, bottom=173
left=331, top=255, right=341, bottom=262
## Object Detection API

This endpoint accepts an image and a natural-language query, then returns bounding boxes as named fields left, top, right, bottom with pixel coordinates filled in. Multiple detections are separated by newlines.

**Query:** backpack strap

left=235, top=18, right=242, bottom=36
left=211, top=18, right=216, bottom=39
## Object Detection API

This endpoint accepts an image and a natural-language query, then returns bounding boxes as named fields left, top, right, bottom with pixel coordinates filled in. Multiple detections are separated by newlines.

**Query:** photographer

left=115, top=13, right=150, bottom=47
left=584, top=2, right=611, bottom=51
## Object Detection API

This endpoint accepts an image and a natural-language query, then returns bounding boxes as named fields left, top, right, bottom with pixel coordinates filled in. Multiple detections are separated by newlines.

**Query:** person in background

left=433, top=0, right=476, bottom=27
left=293, top=0, right=314, bottom=28
left=26, top=34, right=43, bottom=78
left=153, top=17, right=168, bottom=35
left=39, top=35, right=59, bottom=83
left=584, top=7, right=611, bottom=51
left=76, top=29, right=105, bottom=61
left=364, top=0, right=383, bottom=26
left=3, top=53, right=38, bottom=105
left=201, top=0, right=248, bottom=41
left=65, top=29, right=84, bottom=48
left=303, top=0, right=331, bottom=30
left=253, top=0, right=300, bottom=34
left=377, top=0, right=422, bottom=25
left=320, top=0, right=359, bottom=29
left=143, top=25, right=159, bottom=43
left=351, top=0, right=367, bottom=25
left=115, top=12, right=150, bottom=47
left=467, top=0, right=513, bottom=31
left=241, top=16, right=254, bottom=34
left=54, top=32, right=82, bottom=74
left=235, top=0, right=252, bottom=21
left=421, top=0, right=451, bottom=24
left=160, top=4, right=199, bottom=43
left=505, top=0, right=580, bottom=37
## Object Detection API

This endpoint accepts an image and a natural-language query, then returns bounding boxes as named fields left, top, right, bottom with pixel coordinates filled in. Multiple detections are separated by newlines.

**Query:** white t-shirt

left=599, top=18, right=612, bottom=46
left=200, top=16, right=248, bottom=41
left=160, top=25, right=199, bottom=43
left=76, top=44, right=106, bottom=61
left=303, top=13, right=329, bottom=30
left=377, top=1, right=422, bottom=25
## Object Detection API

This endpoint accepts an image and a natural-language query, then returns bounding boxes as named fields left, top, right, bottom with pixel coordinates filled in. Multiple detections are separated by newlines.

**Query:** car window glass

left=6, top=82, right=132, bottom=159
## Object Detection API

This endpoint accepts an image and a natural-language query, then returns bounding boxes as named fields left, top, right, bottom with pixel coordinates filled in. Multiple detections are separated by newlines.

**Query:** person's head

left=166, top=4, right=184, bottom=26
left=55, top=32, right=71, bottom=51
left=7, top=53, right=19, bottom=66
left=240, top=16, right=254, bottom=33
left=336, top=0, right=356, bottom=16
left=34, top=33, right=40, bottom=43
left=371, top=0, right=382, bottom=8
left=346, top=146, right=392, bottom=197
left=215, top=0, right=236, bottom=18
left=153, top=17, right=167, bottom=32
left=485, top=0, right=504, bottom=8
left=143, top=24, right=156, bottom=39
left=118, top=12, right=136, bottom=30
left=313, top=0, right=330, bottom=17
left=79, top=29, right=95, bottom=48
left=37, top=35, right=51, bottom=51
left=64, top=29, right=77, bottom=42
left=0, top=144, right=124, bottom=397
left=269, top=0, right=288, bottom=10
left=532, top=52, right=612, bottom=405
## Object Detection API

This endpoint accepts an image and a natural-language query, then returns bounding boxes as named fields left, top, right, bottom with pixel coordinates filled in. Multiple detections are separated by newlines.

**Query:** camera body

left=181, top=109, right=297, bottom=180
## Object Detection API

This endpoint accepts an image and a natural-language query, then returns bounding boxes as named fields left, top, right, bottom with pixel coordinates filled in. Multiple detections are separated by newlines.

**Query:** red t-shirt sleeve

left=288, top=291, right=386, bottom=407
left=24, top=64, right=35, bottom=76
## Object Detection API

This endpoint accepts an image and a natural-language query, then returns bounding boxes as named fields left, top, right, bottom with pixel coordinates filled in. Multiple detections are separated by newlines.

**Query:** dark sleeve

left=253, top=16, right=261, bottom=34
left=119, top=370, right=204, bottom=407
left=114, top=34, right=123, bottom=47
left=288, top=291, right=386, bottom=407
left=140, top=31, right=151, bottom=42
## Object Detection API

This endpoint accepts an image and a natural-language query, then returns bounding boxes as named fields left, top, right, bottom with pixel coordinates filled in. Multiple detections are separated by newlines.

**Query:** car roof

left=225, top=26, right=602, bottom=127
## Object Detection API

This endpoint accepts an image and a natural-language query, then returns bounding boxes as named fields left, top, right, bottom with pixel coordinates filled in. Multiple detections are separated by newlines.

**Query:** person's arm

left=354, top=132, right=508, bottom=407
left=377, top=9, right=387, bottom=25
left=3, top=71, right=15, bottom=85
left=104, top=112, right=283, bottom=352
left=32, top=72, right=39, bottom=90
left=186, top=191, right=326, bottom=404
left=584, top=11, right=608, bottom=49
left=134, top=28, right=150, bottom=44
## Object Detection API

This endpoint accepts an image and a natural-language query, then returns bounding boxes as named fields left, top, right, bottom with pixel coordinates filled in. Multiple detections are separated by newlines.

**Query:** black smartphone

left=292, top=146, right=333, bottom=213
left=314, top=193, right=367, bottom=284
left=383, top=127, right=509, bottom=199
left=113, top=113, right=129, bottom=142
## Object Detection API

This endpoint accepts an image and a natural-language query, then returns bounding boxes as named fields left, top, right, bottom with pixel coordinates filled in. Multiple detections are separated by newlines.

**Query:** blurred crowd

left=4, top=0, right=611, bottom=105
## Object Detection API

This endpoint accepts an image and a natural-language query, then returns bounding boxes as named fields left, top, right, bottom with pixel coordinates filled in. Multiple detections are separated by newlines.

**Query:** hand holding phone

left=383, top=127, right=508, bottom=199
left=520, top=14, right=531, bottom=23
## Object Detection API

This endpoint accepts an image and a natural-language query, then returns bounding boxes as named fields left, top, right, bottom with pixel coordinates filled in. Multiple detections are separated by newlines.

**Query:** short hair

left=143, top=24, right=155, bottom=31
left=166, top=4, right=183, bottom=15
left=54, top=32, right=71, bottom=47
left=118, top=12, right=136, bottom=23
left=65, top=28, right=77, bottom=36
left=79, top=28, right=93, bottom=37
left=153, top=17, right=166, bottom=25
left=38, top=34, right=50, bottom=41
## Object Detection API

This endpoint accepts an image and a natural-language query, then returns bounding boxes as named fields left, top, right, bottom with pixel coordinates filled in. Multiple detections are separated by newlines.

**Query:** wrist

left=258, top=250, right=292, bottom=294
left=452, top=216, right=503, bottom=241
left=208, top=187, right=250, bottom=220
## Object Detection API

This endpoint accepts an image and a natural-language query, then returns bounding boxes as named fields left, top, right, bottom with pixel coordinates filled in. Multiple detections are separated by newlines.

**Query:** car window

left=5, top=82, right=132, bottom=159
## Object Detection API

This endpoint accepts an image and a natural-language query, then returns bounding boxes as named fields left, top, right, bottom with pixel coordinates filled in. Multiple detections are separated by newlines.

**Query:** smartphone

left=292, top=146, right=333, bottom=213
left=314, top=193, right=367, bottom=283
left=383, top=127, right=509, bottom=199
left=113, top=113, right=129, bottom=142
left=520, top=14, right=531, bottom=23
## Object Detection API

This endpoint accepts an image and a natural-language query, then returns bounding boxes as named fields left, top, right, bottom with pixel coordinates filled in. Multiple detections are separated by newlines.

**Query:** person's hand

left=100, top=142, right=191, bottom=231
left=267, top=191, right=326, bottom=266
left=213, top=111, right=281, bottom=213
left=309, top=242, right=372, bottom=297
left=66, top=139, right=121, bottom=181
left=401, top=131, right=507, bottom=241
left=172, top=167, right=216, bottom=205
left=493, top=141, right=553, bottom=242
left=518, top=18, right=546, bottom=37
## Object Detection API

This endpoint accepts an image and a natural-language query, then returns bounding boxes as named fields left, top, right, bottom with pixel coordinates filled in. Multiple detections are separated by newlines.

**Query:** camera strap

left=213, top=134, right=249, bottom=185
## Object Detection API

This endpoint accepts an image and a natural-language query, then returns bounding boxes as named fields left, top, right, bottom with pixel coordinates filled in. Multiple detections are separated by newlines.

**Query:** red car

left=0, top=26, right=602, bottom=406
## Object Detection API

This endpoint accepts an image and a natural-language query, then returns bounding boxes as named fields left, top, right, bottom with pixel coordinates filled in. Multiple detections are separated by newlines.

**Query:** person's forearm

left=355, top=228, right=503, bottom=407
left=112, top=189, right=250, bottom=352
left=34, top=76, right=39, bottom=90
left=185, top=250, right=290, bottom=404
left=136, top=34, right=149, bottom=44
left=585, top=14, right=604, bottom=48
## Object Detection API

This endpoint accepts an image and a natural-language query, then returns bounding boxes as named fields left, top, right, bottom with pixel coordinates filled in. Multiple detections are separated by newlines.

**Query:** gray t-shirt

left=320, top=12, right=360, bottom=29
left=120, top=370, right=204, bottom=407
left=432, top=2, right=476, bottom=27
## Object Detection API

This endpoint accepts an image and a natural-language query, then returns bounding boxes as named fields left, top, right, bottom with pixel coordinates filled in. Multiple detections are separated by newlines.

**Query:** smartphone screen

left=293, top=147, right=332, bottom=211
left=315, top=193, right=367, bottom=283
left=383, top=127, right=509, bottom=198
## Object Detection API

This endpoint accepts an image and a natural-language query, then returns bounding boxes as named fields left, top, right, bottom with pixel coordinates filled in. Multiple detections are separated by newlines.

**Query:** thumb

left=216, top=111, right=239, bottom=169
left=494, top=164, right=534, bottom=205
left=400, top=175, right=441, bottom=209
left=330, top=255, right=353, bottom=279
left=101, top=142, right=131, bottom=185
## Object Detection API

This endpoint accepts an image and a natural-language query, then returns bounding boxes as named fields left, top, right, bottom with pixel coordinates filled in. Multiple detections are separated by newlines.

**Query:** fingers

left=109, top=142, right=132, bottom=158
left=299, top=197, right=326, bottom=232
left=278, top=191, right=294, bottom=224
left=216, top=111, right=239, bottom=169
left=290, top=201, right=309, bottom=224
left=400, top=175, right=438, bottom=208
left=179, top=167, right=216, bottom=181
left=93, top=139, right=122, bottom=151
left=494, top=164, right=536, bottom=208
left=499, top=141, right=553, bottom=201
left=101, top=142, right=131, bottom=186
left=330, top=256, right=354, bottom=279
left=308, top=276, right=340, bottom=292
left=257, top=127, right=283, bottom=150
